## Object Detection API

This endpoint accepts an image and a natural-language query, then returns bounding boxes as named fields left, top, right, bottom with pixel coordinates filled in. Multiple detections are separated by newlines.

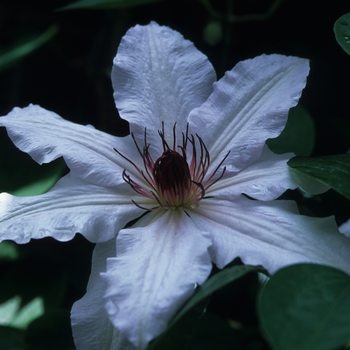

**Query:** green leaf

left=149, top=265, right=266, bottom=349
left=0, top=241, right=19, bottom=261
left=0, top=296, right=44, bottom=329
left=258, top=264, right=350, bottom=350
left=60, top=0, right=165, bottom=10
left=288, top=154, right=350, bottom=199
left=11, top=159, right=65, bottom=196
left=0, top=297, right=21, bottom=325
left=334, top=13, right=350, bottom=55
left=0, top=150, right=66, bottom=195
left=172, top=265, right=266, bottom=326
left=266, top=105, right=315, bottom=156
left=0, top=25, right=59, bottom=70
left=9, top=298, right=44, bottom=329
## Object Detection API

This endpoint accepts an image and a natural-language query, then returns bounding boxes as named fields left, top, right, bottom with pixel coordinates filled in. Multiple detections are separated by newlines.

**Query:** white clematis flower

left=0, top=22, right=350, bottom=349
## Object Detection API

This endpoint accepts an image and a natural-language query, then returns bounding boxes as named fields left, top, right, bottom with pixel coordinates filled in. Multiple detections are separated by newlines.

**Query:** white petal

left=71, top=240, right=135, bottom=350
left=112, top=22, right=216, bottom=150
left=0, top=173, right=144, bottom=244
left=0, top=104, right=141, bottom=187
left=188, top=54, right=310, bottom=173
left=339, top=219, right=350, bottom=237
left=209, top=145, right=297, bottom=201
left=102, top=210, right=212, bottom=349
left=189, top=197, right=350, bottom=274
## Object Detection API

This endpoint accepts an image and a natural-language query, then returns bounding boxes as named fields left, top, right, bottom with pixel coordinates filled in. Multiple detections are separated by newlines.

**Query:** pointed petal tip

left=0, top=174, right=143, bottom=244
left=112, top=22, right=216, bottom=141
left=339, top=219, right=350, bottom=237
left=188, top=53, right=310, bottom=174
left=0, top=104, right=139, bottom=187
left=191, top=198, right=350, bottom=276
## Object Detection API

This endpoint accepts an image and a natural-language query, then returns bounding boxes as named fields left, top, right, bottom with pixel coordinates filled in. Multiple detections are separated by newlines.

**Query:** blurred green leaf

left=9, top=297, right=44, bottom=329
left=334, top=13, right=350, bottom=55
left=0, top=297, right=20, bottom=325
left=60, top=0, right=165, bottom=10
left=0, top=148, right=66, bottom=194
left=11, top=160, right=65, bottom=196
left=0, top=241, right=19, bottom=261
left=0, top=25, right=59, bottom=71
left=267, top=105, right=315, bottom=156
left=0, top=296, right=44, bottom=329
left=288, top=154, right=350, bottom=199
left=258, top=264, right=350, bottom=350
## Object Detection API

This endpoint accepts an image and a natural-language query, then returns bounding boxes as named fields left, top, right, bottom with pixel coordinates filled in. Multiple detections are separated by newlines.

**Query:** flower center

left=114, top=123, right=228, bottom=211
left=153, top=150, right=191, bottom=200
left=152, top=149, right=205, bottom=208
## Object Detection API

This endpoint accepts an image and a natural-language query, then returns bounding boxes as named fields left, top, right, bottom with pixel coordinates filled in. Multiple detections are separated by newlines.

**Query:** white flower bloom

left=0, top=22, right=350, bottom=349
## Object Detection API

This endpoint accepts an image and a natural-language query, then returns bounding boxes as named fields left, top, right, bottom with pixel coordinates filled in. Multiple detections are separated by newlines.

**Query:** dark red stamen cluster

left=114, top=123, right=229, bottom=211
left=153, top=150, right=191, bottom=198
